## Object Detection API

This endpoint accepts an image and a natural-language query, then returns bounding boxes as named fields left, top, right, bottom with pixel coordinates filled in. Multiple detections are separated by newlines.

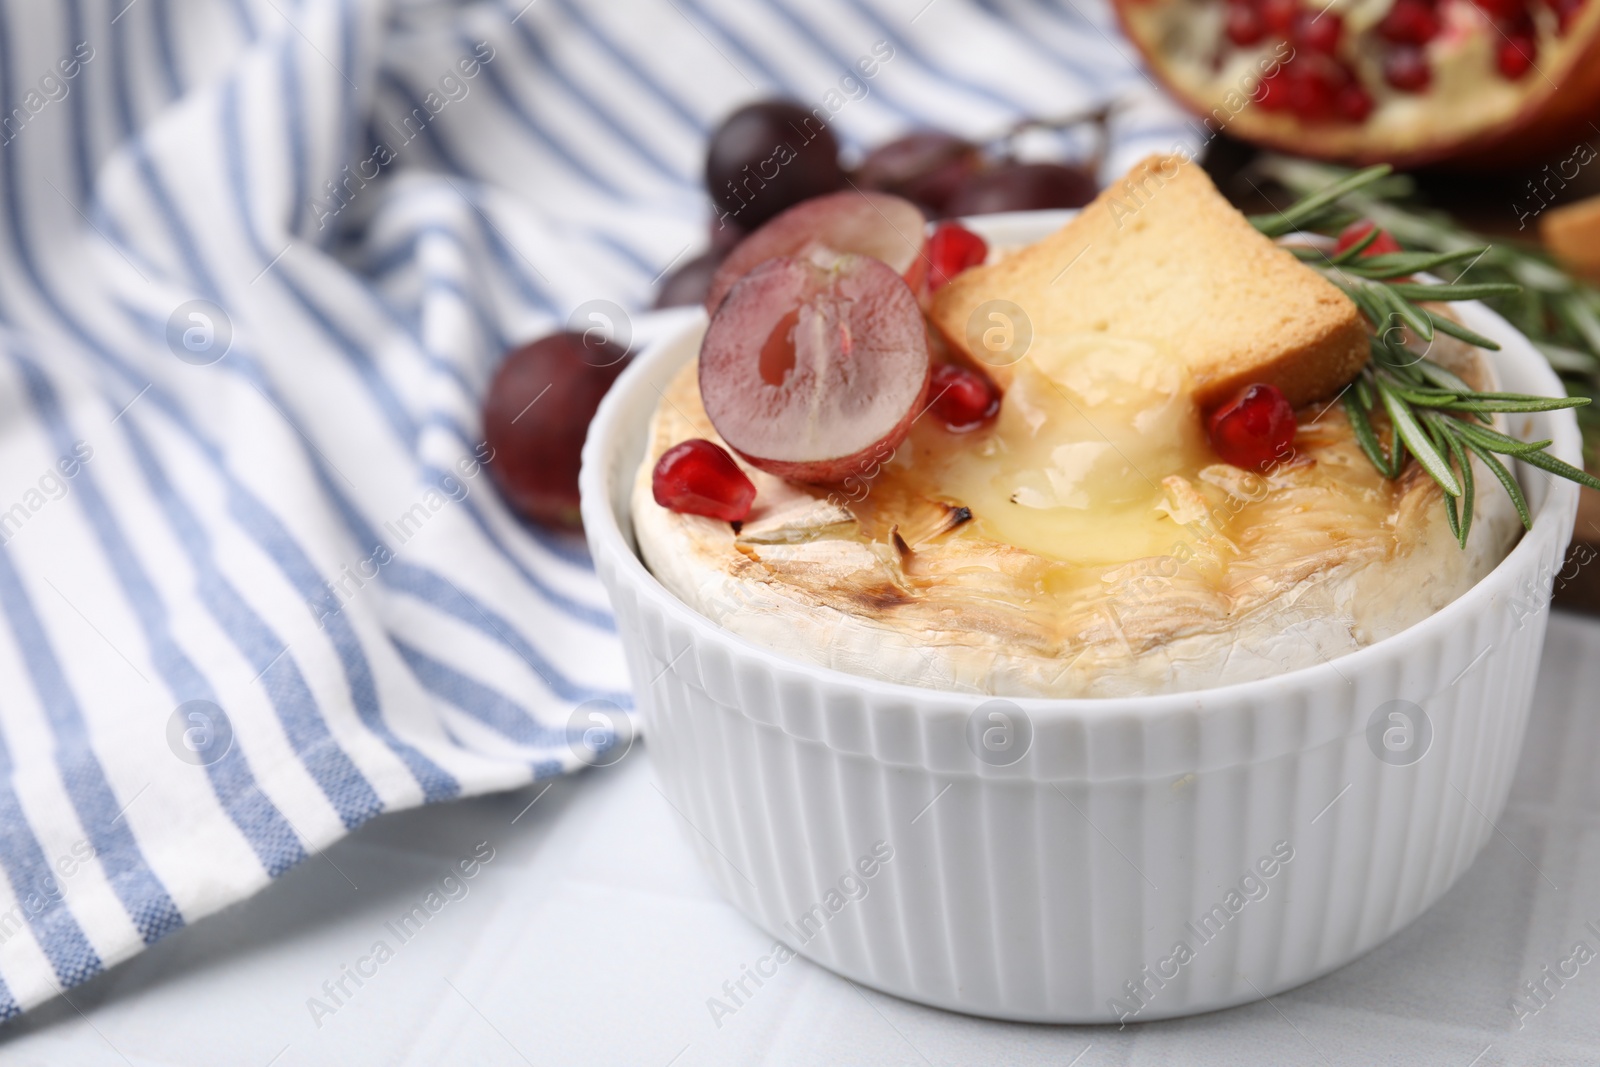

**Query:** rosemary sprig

left=1258, top=155, right=1600, bottom=451
left=1249, top=163, right=1600, bottom=548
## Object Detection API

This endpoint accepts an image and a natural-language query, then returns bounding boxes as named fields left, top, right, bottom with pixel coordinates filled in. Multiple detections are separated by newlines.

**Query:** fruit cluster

left=478, top=98, right=1107, bottom=532
left=1211, top=0, right=1585, bottom=125
left=483, top=102, right=1390, bottom=532
left=657, top=97, right=1101, bottom=309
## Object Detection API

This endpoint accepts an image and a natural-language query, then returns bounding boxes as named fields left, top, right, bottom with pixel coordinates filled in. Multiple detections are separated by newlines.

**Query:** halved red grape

left=484, top=333, right=631, bottom=528
left=652, top=439, right=756, bottom=521
left=699, top=254, right=930, bottom=484
left=704, top=190, right=927, bottom=314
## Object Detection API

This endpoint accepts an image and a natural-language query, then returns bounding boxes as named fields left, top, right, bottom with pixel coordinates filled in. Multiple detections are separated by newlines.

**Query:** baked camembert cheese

left=633, top=157, right=1519, bottom=698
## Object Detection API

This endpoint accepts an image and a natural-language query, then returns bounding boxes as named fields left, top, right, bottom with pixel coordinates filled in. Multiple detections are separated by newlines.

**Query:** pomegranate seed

left=1226, top=3, right=1267, bottom=44
left=1336, top=84, right=1374, bottom=122
left=1336, top=219, right=1403, bottom=256
left=1294, top=11, right=1344, bottom=51
left=652, top=439, right=757, bottom=521
left=1207, top=384, right=1297, bottom=471
left=1261, top=0, right=1299, bottom=33
left=1287, top=57, right=1348, bottom=120
left=1288, top=75, right=1334, bottom=121
left=1500, top=9, right=1537, bottom=33
left=1473, top=0, right=1525, bottom=18
left=1379, top=0, right=1441, bottom=43
left=1383, top=47, right=1433, bottom=92
left=1496, top=35, right=1537, bottom=77
left=1554, top=0, right=1584, bottom=34
left=925, top=222, right=988, bottom=292
left=929, top=363, right=1000, bottom=432
left=1257, top=70, right=1291, bottom=111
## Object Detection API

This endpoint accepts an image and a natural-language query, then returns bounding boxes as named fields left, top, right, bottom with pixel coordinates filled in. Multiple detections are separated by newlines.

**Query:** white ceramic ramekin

left=580, top=229, right=1580, bottom=1023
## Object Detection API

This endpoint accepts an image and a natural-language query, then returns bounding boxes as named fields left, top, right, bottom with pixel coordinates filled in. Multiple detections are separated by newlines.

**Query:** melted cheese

left=632, top=334, right=1517, bottom=698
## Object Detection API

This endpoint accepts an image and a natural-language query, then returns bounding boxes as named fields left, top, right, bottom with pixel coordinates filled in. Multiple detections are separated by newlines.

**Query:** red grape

left=928, top=363, right=1000, bottom=432
left=1206, top=383, right=1296, bottom=471
left=944, top=162, right=1097, bottom=217
left=855, top=131, right=983, bottom=217
left=652, top=439, right=756, bottom=521
left=484, top=333, right=631, bottom=528
left=704, top=190, right=927, bottom=314
left=699, top=254, right=930, bottom=484
left=654, top=249, right=727, bottom=309
left=706, top=100, right=845, bottom=232
left=709, top=215, right=747, bottom=254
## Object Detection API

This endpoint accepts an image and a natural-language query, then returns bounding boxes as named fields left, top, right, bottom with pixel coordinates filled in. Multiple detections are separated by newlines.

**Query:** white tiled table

left=4, top=613, right=1599, bottom=1066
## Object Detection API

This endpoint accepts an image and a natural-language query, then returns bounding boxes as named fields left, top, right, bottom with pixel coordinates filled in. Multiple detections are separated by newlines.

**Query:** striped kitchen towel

left=0, top=0, right=1198, bottom=1017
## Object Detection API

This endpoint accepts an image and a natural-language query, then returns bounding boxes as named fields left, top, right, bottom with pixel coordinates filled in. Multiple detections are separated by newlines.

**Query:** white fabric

left=0, top=0, right=1199, bottom=1018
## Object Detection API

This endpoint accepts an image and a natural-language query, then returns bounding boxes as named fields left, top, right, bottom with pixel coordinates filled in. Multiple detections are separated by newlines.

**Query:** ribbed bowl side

left=598, top=514, right=1565, bottom=1021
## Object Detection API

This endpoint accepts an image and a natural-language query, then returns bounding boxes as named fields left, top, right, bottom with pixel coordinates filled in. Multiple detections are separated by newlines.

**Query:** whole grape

left=945, top=162, right=1097, bottom=216
left=483, top=333, right=630, bottom=528
left=706, top=99, right=845, bottom=231
left=654, top=250, right=726, bottom=309
left=855, top=131, right=982, bottom=216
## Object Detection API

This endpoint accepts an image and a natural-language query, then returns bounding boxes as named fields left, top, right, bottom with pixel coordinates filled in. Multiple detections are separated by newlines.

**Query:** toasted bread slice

left=1541, top=195, right=1600, bottom=282
left=928, top=154, right=1370, bottom=409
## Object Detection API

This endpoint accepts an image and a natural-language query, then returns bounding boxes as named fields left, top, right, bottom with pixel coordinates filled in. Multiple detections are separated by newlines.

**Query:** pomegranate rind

left=1111, top=0, right=1600, bottom=169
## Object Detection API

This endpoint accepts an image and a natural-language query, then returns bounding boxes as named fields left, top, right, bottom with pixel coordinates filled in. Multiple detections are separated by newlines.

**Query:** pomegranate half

left=1112, top=0, right=1600, bottom=167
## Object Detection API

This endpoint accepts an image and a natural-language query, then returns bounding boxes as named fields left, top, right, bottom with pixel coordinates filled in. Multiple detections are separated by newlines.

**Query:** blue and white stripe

left=0, top=0, right=1195, bottom=1015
